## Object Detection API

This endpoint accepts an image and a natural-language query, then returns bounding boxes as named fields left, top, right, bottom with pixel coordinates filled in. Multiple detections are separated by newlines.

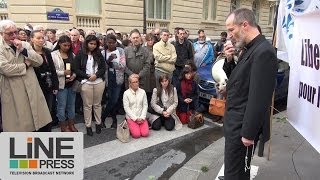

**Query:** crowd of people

left=0, top=18, right=228, bottom=135
left=0, top=8, right=278, bottom=180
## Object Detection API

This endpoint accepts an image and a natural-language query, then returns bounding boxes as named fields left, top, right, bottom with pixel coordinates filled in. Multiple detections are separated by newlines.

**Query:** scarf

left=181, top=79, right=193, bottom=98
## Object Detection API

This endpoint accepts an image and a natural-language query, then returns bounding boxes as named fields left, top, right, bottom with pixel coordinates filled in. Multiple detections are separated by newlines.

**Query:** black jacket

left=72, top=51, right=106, bottom=81
left=223, top=34, right=277, bottom=144
left=176, top=80, right=199, bottom=112
left=172, top=39, right=194, bottom=67
left=34, top=47, right=59, bottom=93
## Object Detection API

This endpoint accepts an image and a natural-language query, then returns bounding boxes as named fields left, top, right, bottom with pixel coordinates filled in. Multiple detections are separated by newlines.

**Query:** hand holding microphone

left=224, top=40, right=236, bottom=62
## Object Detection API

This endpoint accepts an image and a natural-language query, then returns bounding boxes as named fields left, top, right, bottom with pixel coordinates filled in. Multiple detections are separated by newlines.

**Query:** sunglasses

left=4, top=31, right=18, bottom=36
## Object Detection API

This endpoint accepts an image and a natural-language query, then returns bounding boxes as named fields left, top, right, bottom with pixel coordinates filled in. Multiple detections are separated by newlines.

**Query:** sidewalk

left=170, top=111, right=320, bottom=180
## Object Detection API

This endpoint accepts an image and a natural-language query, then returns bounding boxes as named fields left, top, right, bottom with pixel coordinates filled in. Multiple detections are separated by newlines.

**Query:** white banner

left=280, top=0, right=320, bottom=153
left=276, top=0, right=320, bottom=63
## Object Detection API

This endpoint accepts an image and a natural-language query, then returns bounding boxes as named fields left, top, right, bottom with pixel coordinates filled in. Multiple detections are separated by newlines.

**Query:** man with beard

left=125, top=29, right=151, bottom=90
left=193, top=29, right=214, bottom=68
left=219, top=8, right=277, bottom=180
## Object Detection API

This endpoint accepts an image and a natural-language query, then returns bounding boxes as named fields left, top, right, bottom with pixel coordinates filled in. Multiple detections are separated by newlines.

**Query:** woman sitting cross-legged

left=148, top=74, right=182, bottom=131
left=123, top=74, right=149, bottom=138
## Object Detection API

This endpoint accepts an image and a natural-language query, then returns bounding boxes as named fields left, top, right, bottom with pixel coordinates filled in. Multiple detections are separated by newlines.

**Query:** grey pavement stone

left=170, top=167, right=201, bottom=180
left=171, top=111, right=320, bottom=180
left=170, top=138, right=225, bottom=180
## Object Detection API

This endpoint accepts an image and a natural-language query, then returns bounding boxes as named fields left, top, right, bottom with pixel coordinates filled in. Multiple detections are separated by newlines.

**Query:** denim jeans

left=56, top=87, right=76, bottom=122
left=102, top=71, right=122, bottom=121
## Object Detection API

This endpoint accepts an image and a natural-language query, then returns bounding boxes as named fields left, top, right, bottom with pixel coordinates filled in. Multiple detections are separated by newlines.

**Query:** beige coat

left=153, top=40, right=177, bottom=74
left=147, top=87, right=182, bottom=130
left=0, top=37, right=52, bottom=131
left=51, top=50, right=66, bottom=89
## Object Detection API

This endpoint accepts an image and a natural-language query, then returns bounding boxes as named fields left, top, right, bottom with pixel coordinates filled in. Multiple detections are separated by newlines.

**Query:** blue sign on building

left=47, top=8, right=69, bottom=21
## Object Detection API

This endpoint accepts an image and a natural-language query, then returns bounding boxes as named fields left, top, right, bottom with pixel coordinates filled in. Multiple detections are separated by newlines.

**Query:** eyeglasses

left=4, top=31, right=18, bottom=36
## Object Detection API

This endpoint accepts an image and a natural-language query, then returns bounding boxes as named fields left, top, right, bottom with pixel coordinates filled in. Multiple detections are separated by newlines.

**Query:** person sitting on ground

left=148, top=74, right=182, bottom=131
left=123, top=74, right=149, bottom=138
left=176, top=66, right=199, bottom=124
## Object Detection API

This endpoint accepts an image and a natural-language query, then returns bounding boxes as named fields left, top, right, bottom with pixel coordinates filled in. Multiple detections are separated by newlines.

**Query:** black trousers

left=152, top=116, right=175, bottom=131
left=34, top=123, right=52, bottom=132
left=172, top=66, right=183, bottom=87
left=224, top=138, right=258, bottom=180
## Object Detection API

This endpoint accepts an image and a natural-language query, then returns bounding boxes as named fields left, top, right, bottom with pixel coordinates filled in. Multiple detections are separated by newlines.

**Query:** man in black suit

left=220, top=8, right=277, bottom=180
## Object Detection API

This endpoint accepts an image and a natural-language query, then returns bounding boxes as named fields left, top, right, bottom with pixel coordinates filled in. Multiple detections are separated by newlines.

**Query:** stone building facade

left=0, top=0, right=278, bottom=39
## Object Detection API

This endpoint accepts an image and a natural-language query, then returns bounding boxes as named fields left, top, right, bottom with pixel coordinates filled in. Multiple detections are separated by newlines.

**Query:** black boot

left=96, top=124, right=102, bottom=134
left=101, top=109, right=107, bottom=128
left=110, top=116, right=117, bottom=129
left=101, top=119, right=106, bottom=128
left=86, top=127, right=93, bottom=136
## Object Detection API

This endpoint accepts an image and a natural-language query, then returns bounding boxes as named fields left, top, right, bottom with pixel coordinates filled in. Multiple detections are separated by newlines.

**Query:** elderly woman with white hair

left=0, top=20, right=52, bottom=132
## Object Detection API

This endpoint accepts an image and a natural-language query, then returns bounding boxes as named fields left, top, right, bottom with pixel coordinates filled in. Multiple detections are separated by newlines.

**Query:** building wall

left=1, top=0, right=276, bottom=40
left=104, top=0, right=143, bottom=33
left=7, top=0, right=74, bottom=30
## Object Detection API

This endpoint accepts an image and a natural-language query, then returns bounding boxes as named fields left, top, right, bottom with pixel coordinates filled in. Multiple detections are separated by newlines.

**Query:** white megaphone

left=211, top=55, right=228, bottom=97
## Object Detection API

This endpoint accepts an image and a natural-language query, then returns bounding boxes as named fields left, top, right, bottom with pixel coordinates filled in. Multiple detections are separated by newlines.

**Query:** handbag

left=116, top=120, right=130, bottom=143
left=209, top=97, right=226, bottom=116
left=188, top=112, right=204, bottom=129
left=72, top=80, right=82, bottom=92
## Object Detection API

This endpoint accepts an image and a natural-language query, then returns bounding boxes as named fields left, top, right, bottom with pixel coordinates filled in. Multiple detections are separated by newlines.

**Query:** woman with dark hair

left=46, top=29, right=57, bottom=47
left=101, top=34, right=126, bottom=129
left=17, top=28, right=28, bottom=41
left=176, top=66, right=199, bottom=124
left=148, top=74, right=182, bottom=131
left=51, top=35, right=78, bottom=132
left=30, top=30, right=59, bottom=124
left=73, top=35, right=106, bottom=136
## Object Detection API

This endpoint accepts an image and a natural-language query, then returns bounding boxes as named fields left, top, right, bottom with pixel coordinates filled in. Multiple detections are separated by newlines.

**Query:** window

left=76, top=0, right=101, bottom=15
left=252, top=0, right=260, bottom=23
left=203, top=0, right=217, bottom=21
left=268, top=3, right=277, bottom=26
left=230, top=0, right=240, bottom=12
left=147, top=0, right=171, bottom=20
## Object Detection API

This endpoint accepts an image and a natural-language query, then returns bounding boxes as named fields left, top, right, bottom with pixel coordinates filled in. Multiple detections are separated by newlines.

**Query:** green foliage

left=201, top=166, right=209, bottom=172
